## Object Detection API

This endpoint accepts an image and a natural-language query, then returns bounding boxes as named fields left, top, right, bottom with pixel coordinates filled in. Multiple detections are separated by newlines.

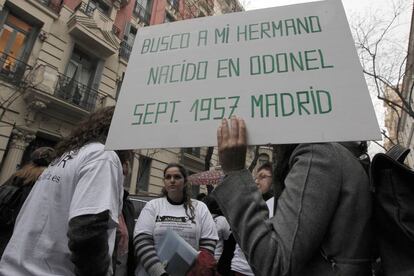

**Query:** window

left=87, top=0, right=110, bottom=16
left=133, top=0, right=152, bottom=24
left=0, top=10, right=37, bottom=82
left=57, top=46, right=99, bottom=110
left=184, top=147, right=201, bottom=158
left=120, top=24, right=136, bottom=60
left=124, top=25, right=137, bottom=46
left=136, top=155, right=152, bottom=192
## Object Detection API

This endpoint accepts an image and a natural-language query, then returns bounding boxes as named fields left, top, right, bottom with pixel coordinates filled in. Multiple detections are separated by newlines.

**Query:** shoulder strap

left=386, top=144, right=410, bottom=164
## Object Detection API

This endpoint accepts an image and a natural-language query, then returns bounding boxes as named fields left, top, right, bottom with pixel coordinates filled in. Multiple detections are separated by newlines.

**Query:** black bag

left=371, top=144, right=414, bottom=276
left=0, top=177, right=26, bottom=228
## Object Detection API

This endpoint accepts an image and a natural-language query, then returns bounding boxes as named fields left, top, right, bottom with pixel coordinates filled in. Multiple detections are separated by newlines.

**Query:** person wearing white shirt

left=134, top=163, right=218, bottom=276
left=0, top=106, right=132, bottom=276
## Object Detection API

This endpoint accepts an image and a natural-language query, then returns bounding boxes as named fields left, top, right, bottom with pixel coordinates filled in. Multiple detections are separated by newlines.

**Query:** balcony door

left=134, top=0, right=152, bottom=23
left=61, top=47, right=97, bottom=110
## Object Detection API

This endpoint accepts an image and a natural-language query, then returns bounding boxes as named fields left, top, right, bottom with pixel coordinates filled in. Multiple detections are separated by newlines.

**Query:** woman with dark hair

left=133, top=163, right=218, bottom=276
left=0, top=147, right=56, bottom=258
left=0, top=106, right=132, bottom=276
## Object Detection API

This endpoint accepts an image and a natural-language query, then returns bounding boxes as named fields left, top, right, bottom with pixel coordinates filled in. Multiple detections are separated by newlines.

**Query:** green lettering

left=143, top=103, right=156, bottom=124
left=296, top=91, right=311, bottom=115
left=319, top=49, right=334, bottom=68
left=249, top=23, right=259, bottom=40
left=281, top=93, right=295, bottom=116
left=250, top=56, right=261, bottom=75
left=155, top=102, right=168, bottom=123
left=316, top=90, right=332, bottom=114
left=265, top=93, right=278, bottom=117
left=147, top=67, right=158, bottom=85
left=251, top=95, right=264, bottom=118
left=304, top=50, right=319, bottom=70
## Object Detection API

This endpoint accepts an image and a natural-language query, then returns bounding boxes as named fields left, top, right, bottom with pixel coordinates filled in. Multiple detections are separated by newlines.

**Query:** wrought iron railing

left=75, top=1, right=95, bottom=16
left=0, top=51, right=32, bottom=86
left=133, top=2, right=151, bottom=25
left=37, top=0, right=63, bottom=13
left=119, top=40, right=132, bottom=61
left=54, top=73, right=99, bottom=111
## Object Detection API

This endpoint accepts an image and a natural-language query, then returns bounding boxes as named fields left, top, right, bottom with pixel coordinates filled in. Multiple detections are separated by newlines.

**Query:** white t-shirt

left=213, top=215, right=231, bottom=261
left=134, top=197, right=218, bottom=276
left=231, top=197, right=275, bottom=275
left=0, top=143, right=124, bottom=276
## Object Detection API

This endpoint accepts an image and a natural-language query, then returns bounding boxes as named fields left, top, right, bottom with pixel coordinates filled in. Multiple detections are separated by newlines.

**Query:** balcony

left=133, top=2, right=151, bottom=25
left=22, top=65, right=116, bottom=124
left=36, top=0, right=63, bottom=13
left=54, top=74, right=99, bottom=112
left=119, top=41, right=132, bottom=61
left=0, top=52, right=32, bottom=86
left=67, top=1, right=120, bottom=57
left=76, top=1, right=95, bottom=16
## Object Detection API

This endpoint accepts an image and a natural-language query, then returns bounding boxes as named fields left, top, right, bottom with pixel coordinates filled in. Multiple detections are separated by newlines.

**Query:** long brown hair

left=54, top=106, right=115, bottom=157
left=14, top=163, right=46, bottom=185
left=162, top=163, right=195, bottom=222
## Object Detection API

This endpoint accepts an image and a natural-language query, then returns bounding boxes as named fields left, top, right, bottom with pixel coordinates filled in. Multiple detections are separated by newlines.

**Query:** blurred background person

left=0, top=106, right=131, bottom=276
left=133, top=163, right=218, bottom=276
left=0, top=147, right=56, bottom=258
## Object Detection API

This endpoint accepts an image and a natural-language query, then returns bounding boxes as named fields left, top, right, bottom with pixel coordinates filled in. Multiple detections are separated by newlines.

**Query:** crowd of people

left=0, top=107, right=377, bottom=276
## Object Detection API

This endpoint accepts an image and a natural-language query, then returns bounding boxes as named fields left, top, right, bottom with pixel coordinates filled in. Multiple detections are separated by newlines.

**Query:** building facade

left=0, top=0, right=259, bottom=196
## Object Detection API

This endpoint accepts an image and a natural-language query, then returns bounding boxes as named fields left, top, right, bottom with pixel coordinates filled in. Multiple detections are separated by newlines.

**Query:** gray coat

left=213, top=143, right=372, bottom=276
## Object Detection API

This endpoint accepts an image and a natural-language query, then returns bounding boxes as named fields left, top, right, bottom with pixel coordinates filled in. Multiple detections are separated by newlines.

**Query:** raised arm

left=213, top=118, right=342, bottom=275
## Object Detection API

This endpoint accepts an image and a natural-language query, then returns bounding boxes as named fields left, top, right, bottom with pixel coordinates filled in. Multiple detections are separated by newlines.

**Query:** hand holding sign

left=217, top=117, right=247, bottom=174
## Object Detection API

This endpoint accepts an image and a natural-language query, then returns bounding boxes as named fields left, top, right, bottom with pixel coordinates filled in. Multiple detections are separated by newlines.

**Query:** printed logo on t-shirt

left=37, top=172, right=61, bottom=183
left=156, top=215, right=189, bottom=223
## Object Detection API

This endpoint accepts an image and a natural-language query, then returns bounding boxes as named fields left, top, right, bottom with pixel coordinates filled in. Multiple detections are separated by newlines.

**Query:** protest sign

left=106, top=0, right=381, bottom=150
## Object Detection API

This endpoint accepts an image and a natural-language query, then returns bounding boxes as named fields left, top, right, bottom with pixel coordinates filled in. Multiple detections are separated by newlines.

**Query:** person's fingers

left=238, top=118, right=246, bottom=145
left=221, top=119, right=229, bottom=145
left=230, top=116, right=239, bottom=144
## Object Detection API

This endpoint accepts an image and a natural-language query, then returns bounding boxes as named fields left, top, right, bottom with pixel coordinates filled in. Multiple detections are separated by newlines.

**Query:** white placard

left=106, top=0, right=381, bottom=150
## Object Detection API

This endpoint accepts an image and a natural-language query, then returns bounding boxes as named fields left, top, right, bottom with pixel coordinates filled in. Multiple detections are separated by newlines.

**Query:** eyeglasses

left=255, top=175, right=272, bottom=181
left=164, top=174, right=183, bottom=180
